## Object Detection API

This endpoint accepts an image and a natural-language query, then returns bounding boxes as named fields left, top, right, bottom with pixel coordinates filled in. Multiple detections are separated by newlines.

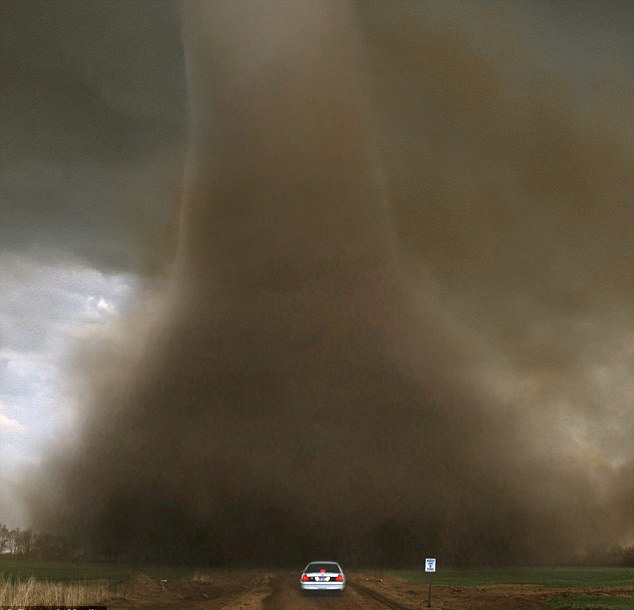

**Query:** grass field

left=0, top=559, right=211, bottom=606
left=392, top=566, right=634, bottom=609
left=0, top=557, right=202, bottom=583
left=1, top=559, right=632, bottom=589
left=545, top=594, right=634, bottom=609
left=1, top=559, right=632, bottom=608
left=390, top=566, right=634, bottom=588
left=0, top=574, right=113, bottom=607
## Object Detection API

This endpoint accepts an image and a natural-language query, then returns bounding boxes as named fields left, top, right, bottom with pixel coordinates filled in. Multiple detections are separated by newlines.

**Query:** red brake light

left=336, top=574, right=343, bottom=581
left=320, top=569, right=326, bottom=573
left=301, top=574, right=309, bottom=581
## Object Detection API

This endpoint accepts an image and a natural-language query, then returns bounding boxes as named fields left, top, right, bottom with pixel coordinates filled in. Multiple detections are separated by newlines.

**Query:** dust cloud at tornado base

left=25, top=1, right=633, bottom=565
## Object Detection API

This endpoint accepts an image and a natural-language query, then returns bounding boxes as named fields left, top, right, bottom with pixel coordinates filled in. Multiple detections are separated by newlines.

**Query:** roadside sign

left=425, top=558, right=436, bottom=608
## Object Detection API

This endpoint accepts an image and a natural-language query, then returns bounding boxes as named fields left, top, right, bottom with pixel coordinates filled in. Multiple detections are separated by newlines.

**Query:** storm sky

left=1, top=0, right=633, bottom=562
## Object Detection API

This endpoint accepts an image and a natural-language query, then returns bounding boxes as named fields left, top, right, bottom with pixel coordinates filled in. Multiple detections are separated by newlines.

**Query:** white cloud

left=0, top=253, right=139, bottom=484
left=96, top=297, right=115, bottom=314
left=0, top=412, right=24, bottom=434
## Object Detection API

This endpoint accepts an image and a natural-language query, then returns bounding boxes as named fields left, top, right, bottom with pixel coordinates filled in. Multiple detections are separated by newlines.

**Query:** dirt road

left=264, top=574, right=411, bottom=609
left=102, top=571, right=634, bottom=609
left=104, top=572, right=413, bottom=610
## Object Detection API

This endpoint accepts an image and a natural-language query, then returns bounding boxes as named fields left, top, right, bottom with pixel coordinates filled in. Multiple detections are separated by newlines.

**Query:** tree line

left=1, top=521, right=633, bottom=565
left=0, top=523, right=78, bottom=560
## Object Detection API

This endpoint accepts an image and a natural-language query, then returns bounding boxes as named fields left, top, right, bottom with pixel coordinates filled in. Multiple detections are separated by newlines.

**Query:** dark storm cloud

left=0, top=0, right=185, bottom=273
left=19, top=0, right=634, bottom=565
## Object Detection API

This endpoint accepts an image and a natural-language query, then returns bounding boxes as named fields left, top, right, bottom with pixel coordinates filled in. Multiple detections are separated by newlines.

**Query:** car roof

left=304, top=561, right=342, bottom=568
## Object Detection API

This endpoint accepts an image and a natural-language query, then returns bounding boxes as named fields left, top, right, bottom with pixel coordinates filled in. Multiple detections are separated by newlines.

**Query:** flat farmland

left=0, top=558, right=202, bottom=582
left=0, top=560, right=632, bottom=609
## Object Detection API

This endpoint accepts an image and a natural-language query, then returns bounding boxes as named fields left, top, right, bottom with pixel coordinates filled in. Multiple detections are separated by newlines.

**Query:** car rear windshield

left=306, top=563, right=340, bottom=573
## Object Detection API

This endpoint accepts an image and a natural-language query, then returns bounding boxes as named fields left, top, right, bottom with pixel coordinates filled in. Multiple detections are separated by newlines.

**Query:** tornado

left=25, top=0, right=633, bottom=566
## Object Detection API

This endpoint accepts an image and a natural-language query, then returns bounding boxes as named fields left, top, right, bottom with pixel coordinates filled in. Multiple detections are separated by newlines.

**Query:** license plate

left=318, top=576, right=328, bottom=582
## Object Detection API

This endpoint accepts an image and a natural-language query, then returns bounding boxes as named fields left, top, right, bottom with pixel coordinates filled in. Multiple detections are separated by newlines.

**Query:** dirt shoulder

left=101, top=570, right=634, bottom=609
left=352, top=572, right=634, bottom=609
left=104, top=571, right=272, bottom=610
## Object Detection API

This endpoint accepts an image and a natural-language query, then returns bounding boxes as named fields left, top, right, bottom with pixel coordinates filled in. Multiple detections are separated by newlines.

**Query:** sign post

left=425, top=557, right=436, bottom=608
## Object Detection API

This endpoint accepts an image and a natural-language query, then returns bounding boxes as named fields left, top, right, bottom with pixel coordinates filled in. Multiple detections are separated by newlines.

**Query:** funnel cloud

left=20, top=0, right=634, bottom=565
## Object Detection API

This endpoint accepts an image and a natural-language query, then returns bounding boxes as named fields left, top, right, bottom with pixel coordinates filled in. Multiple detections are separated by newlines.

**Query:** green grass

left=390, top=566, right=634, bottom=588
left=0, top=558, right=208, bottom=583
left=545, top=594, right=634, bottom=609
left=2, top=559, right=632, bottom=593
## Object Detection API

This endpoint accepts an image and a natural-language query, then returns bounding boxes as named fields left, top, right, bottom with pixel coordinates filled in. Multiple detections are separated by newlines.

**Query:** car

left=300, top=560, right=346, bottom=595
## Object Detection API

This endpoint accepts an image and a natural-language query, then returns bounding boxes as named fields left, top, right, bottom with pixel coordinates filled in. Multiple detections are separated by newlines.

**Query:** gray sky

left=1, top=0, right=633, bottom=549
left=0, top=0, right=184, bottom=524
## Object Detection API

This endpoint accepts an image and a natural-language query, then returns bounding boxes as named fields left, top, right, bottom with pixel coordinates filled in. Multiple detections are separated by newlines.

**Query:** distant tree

left=622, top=545, right=634, bottom=566
left=0, top=523, right=10, bottom=554
left=32, top=532, right=60, bottom=559
left=17, top=528, right=34, bottom=556
left=0, top=524, right=97, bottom=560
left=8, top=527, right=20, bottom=554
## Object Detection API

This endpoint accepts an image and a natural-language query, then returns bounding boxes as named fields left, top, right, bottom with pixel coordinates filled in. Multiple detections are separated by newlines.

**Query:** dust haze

left=18, top=0, right=634, bottom=565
